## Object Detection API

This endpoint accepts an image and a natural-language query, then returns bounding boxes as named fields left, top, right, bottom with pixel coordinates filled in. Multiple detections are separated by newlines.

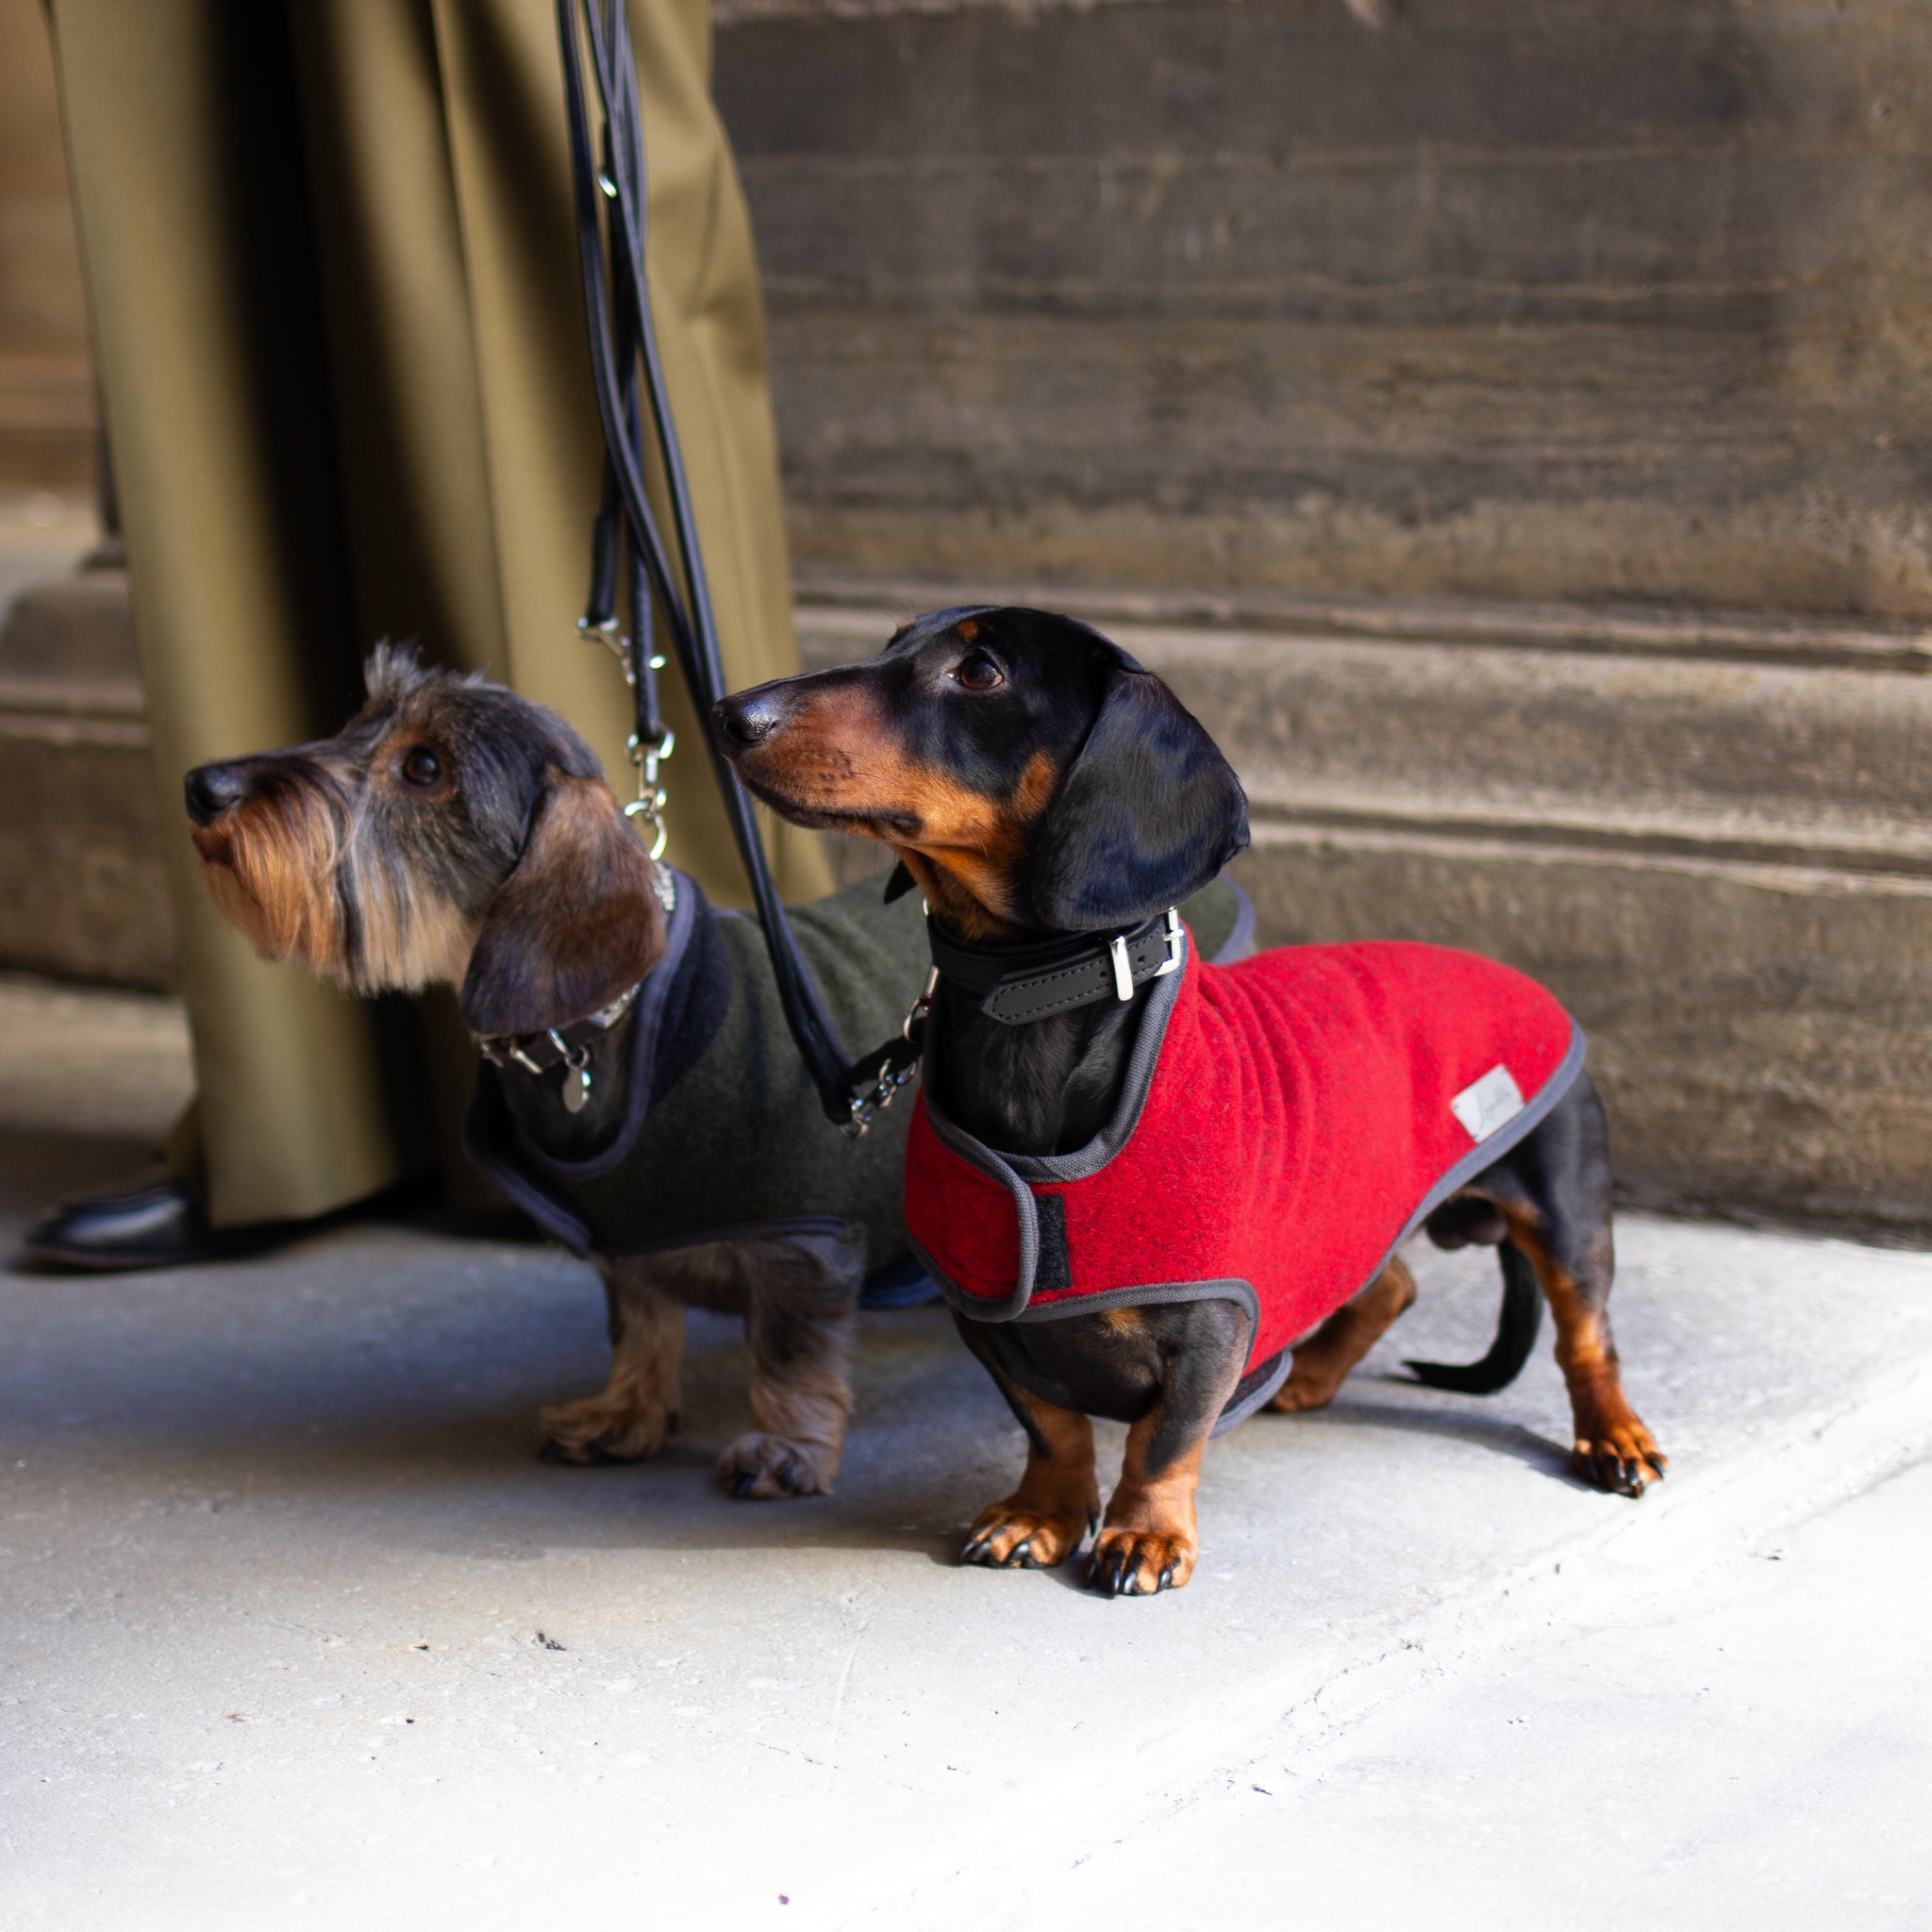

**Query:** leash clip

left=905, top=965, right=938, bottom=1042
left=842, top=969, right=936, bottom=1139
left=622, top=724, right=675, bottom=861
left=582, top=615, right=675, bottom=859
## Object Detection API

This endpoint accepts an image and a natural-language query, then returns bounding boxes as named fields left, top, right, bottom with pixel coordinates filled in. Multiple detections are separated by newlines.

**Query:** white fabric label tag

left=1451, top=1064, right=1525, bottom=1143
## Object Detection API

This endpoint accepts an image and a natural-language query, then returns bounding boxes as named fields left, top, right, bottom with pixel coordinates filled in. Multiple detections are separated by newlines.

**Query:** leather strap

left=558, top=0, right=862, bottom=1128
left=928, top=909, right=1184, bottom=1025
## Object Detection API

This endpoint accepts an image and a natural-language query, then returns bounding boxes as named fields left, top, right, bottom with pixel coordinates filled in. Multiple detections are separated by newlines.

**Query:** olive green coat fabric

left=469, top=874, right=936, bottom=1270
left=45, top=0, right=828, bottom=1224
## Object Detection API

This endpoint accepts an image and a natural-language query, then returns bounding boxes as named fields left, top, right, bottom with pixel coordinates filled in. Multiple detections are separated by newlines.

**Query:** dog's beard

left=192, top=788, right=347, bottom=975
left=192, top=791, right=478, bottom=993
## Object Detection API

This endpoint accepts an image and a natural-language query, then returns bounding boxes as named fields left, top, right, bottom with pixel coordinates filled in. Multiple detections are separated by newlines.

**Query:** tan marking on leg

left=1271, top=1257, right=1418, bottom=1413
left=962, top=1388, right=1098, bottom=1569
left=1089, top=1419, right=1209, bottom=1595
left=717, top=1229, right=862, bottom=1499
left=1501, top=1208, right=1666, bottom=1496
left=540, top=1260, right=686, bottom=1463
left=720, top=1322, right=856, bottom=1499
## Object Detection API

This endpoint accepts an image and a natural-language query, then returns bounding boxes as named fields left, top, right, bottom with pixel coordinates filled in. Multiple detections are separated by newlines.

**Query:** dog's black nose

left=184, top=762, right=250, bottom=826
left=711, top=692, right=780, bottom=750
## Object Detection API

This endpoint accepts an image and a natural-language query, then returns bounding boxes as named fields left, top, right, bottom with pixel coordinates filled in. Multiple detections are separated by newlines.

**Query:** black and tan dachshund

left=715, top=607, right=1665, bottom=1595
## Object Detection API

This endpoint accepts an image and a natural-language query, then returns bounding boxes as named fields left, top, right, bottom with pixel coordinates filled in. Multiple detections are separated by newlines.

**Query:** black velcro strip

left=1034, top=1192, right=1073, bottom=1291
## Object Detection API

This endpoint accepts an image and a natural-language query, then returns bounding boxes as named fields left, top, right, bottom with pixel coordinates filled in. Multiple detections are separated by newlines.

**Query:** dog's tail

left=1403, top=1236, right=1543, bottom=1395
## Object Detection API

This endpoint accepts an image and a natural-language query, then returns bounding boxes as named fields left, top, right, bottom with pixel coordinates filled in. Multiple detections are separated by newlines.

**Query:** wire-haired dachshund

left=181, top=645, right=1252, bottom=1502
left=714, top=607, right=1665, bottom=1594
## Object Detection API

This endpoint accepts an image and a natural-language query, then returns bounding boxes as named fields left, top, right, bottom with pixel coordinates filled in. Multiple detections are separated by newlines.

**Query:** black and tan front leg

left=717, top=1226, right=864, bottom=1499
left=541, top=1257, right=687, bottom=1464
left=1087, top=1299, right=1249, bottom=1597
left=965, top=1389, right=1100, bottom=1572
left=951, top=1310, right=1101, bottom=1567
left=1270, top=1257, right=1418, bottom=1414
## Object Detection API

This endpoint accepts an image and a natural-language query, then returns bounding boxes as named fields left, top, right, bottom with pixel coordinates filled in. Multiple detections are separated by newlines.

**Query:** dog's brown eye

left=954, top=652, right=1003, bottom=691
left=401, top=747, right=441, bottom=788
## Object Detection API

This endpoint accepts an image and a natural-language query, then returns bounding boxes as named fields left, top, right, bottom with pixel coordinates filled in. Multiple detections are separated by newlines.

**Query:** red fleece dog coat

left=906, top=936, right=1584, bottom=1427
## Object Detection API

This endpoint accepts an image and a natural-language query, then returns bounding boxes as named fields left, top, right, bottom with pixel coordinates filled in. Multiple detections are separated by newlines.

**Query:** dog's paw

left=1085, top=1527, right=1195, bottom=1596
left=1268, top=1366, right=1342, bottom=1414
left=1572, top=1419, right=1667, bottom=1497
left=718, top=1432, right=835, bottom=1500
left=960, top=1505, right=1093, bottom=1571
left=539, top=1391, right=676, bottom=1465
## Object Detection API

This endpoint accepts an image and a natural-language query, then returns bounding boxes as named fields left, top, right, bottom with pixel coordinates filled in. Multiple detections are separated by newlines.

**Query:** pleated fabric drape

left=45, top=0, right=828, bottom=1225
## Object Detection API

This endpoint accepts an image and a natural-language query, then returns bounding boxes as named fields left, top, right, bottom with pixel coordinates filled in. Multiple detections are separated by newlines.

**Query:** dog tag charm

left=562, top=1058, right=591, bottom=1114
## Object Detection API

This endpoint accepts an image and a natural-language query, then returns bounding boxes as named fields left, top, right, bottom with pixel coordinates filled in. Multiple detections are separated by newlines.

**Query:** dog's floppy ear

left=1028, top=659, right=1249, bottom=932
left=459, top=771, right=665, bottom=1036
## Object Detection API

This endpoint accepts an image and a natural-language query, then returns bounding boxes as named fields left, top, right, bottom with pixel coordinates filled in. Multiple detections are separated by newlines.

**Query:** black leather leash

left=558, top=0, right=867, bottom=1130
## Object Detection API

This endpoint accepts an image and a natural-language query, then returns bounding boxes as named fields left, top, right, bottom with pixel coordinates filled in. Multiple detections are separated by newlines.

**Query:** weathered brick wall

left=719, top=0, right=1932, bottom=618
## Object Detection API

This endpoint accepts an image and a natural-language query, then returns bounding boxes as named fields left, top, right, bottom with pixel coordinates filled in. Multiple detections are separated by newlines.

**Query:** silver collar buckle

left=1108, top=908, right=1183, bottom=1002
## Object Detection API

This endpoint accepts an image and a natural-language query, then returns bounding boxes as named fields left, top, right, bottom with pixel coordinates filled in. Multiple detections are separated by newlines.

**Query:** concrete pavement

left=2, top=976, right=1930, bottom=1928
left=1031, top=1454, right=1932, bottom=1932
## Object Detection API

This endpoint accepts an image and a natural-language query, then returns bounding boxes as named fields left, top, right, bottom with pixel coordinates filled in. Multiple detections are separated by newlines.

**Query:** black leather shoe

left=21, top=1174, right=273, bottom=1273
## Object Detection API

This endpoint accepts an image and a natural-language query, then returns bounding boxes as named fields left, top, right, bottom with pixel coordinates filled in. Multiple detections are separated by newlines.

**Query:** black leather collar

left=927, top=908, right=1184, bottom=1025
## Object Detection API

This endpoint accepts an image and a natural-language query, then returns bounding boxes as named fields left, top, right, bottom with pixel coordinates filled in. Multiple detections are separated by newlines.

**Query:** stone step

left=797, top=586, right=1932, bottom=1234
left=0, top=349, right=95, bottom=490
left=801, top=586, right=1932, bottom=866
left=717, top=0, right=1932, bottom=621
left=0, top=565, right=174, bottom=991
